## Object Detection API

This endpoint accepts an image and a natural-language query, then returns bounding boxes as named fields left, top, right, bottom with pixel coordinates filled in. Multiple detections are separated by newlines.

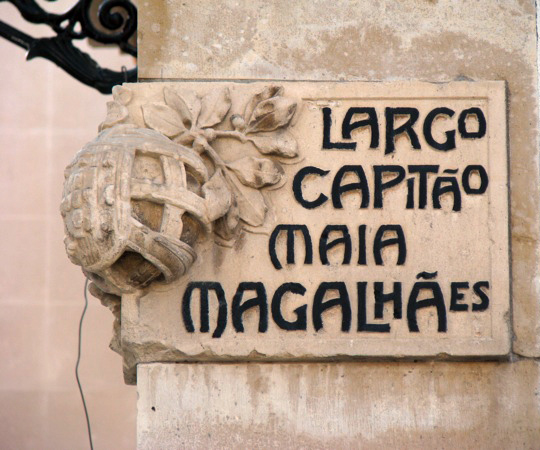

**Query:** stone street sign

left=62, top=81, right=509, bottom=377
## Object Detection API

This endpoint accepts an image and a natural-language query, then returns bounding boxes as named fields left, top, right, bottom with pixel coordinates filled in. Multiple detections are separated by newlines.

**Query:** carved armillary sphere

left=62, top=84, right=299, bottom=296
left=62, top=125, right=211, bottom=295
left=0, top=0, right=137, bottom=93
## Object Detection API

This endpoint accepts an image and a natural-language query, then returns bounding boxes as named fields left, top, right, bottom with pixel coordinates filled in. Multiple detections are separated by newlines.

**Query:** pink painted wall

left=0, top=4, right=136, bottom=448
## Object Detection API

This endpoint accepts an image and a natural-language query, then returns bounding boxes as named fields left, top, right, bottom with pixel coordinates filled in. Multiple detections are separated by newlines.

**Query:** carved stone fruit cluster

left=61, top=84, right=300, bottom=295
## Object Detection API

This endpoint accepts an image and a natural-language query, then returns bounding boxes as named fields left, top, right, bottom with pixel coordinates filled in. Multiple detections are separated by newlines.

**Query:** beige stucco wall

left=0, top=4, right=136, bottom=448
left=138, top=361, right=540, bottom=449
left=139, top=0, right=540, bottom=354
left=134, top=0, right=540, bottom=447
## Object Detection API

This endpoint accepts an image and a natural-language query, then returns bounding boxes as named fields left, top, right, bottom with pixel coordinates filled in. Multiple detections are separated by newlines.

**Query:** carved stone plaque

left=63, top=81, right=509, bottom=380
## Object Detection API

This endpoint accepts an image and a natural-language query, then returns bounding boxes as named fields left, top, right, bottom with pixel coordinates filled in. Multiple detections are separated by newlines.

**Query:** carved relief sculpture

left=60, top=81, right=511, bottom=381
left=61, top=85, right=299, bottom=299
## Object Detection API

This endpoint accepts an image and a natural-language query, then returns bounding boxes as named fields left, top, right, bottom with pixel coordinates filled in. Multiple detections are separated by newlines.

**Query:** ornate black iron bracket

left=0, top=0, right=137, bottom=94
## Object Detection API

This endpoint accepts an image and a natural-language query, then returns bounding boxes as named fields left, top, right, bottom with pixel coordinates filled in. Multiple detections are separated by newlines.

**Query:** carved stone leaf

left=245, top=96, right=297, bottom=134
left=202, top=169, right=232, bottom=221
left=227, top=157, right=284, bottom=189
left=197, top=87, right=232, bottom=128
left=249, top=130, right=298, bottom=158
left=244, top=85, right=283, bottom=124
left=99, top=101, right=129, bottom=131
left=214, top=199, right=240, bottom=241
left=142, top=102, right=186, bottom=137
left=225, top=171, right=267, bottom=226
left=112, top=85, right=132, bottom=106
left=164, top=87, right=193, bottom=129
left=177, top=89, right=201, bottom=124
left=175, top=132, right=196, bottom=146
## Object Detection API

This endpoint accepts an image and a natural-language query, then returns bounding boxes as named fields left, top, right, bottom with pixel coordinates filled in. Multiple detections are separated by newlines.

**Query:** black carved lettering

left=406, top=178, right=415, bottom=209
left=450, top=282, right=469, bottom=311
left=313, top=282, right=351, bottom=332
left=342, top=107, right=379, bottom=148
left=323, top=107, right=356, bottom=150
left=423, top=107, right=456, bottom=151
left=385, top=107, right=421, bottom=154
left=472, top=281, right=490, bottom=311
left=374, top=282, right=402, bottom=319
left=269, top=225, right=313, bottom=270
left=293, top=166, right=330, bottom=209
left=462, top=165, right=489, bottom=195
left=358, top=225, right=367, bottom=265
left=331, top=165, right=370, bottom=209
left=407, top=281, right=447, bottom=332
left=271, top=283, right=308, bottom=331
left=408, top=165, right=439, bottom=209
left=232, top=282, right=268, bottom=333
left=373, top=165, right=406, bottom=208
left=432, top=176, right=462, bottom=211
left=357, top=282, right=390, bottom=332
left=373, top=225, right=407, bottom=266
left=458, top=107, right=487, bottom=139
left=319, top=225, right=352, bottom=265
left=182, top=282, right=227, bottom=338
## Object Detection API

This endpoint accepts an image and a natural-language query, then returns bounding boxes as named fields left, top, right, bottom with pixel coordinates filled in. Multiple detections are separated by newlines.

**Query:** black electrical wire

left=76, top=279, right=94, bottom=450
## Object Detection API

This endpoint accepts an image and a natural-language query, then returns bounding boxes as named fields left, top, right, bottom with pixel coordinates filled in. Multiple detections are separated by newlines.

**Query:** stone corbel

left=60, top=83, right=300, bottom=377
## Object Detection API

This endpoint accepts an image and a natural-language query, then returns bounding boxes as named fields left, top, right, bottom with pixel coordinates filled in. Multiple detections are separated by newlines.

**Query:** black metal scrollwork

left=0, top=0, right=137, bottom=94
